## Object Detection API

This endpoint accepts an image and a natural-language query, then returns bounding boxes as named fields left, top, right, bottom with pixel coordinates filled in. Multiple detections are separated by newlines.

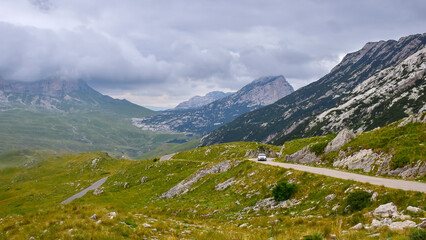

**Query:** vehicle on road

left=257, top=153, right=267, bottom=161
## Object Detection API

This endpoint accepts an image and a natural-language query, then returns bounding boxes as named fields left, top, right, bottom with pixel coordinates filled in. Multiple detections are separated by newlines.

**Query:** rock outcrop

left=373, top=203, right=399, bottom=218
left=160, top=161, right=232, bottom=199
left=285, top=146, right=320, bottom=164
left=174, top=91, right=233, bottom=110
left=324, top=129, right=355, bottom=154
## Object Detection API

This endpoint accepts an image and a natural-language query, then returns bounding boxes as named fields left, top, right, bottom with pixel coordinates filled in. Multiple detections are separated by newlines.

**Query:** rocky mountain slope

left=134, top=75, right=294, bottom=134
left=201, top=33, right=426, bottom=146
left=0, top=78, right=154, bottom=118
left=173, top=91, right=233, bottom=110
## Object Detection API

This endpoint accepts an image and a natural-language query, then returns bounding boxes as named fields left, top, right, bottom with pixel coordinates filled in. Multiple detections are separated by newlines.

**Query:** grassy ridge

left=0, top=109, right=192, bottom=158
left=136, top=138, right=201, bottom=160
left=0, top=144, right=424, bottom=239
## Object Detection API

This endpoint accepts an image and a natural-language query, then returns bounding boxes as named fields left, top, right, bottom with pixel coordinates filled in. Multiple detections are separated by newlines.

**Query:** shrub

left=345, top=191, right=372, bottom=212
left=303, top=232, right=323, bottom=240
left=309, top=142, right=329, bottom=156
left=390, top=154, right=410, bottom=170
left=409, top=228, right=426, bottom=240
left=153, top=157, right=159, bottom=162
left=272, top=180, right=297, bottom=201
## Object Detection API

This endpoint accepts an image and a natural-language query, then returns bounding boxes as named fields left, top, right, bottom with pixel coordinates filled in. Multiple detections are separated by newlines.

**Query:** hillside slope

left=201, top=33, right=426, bottom=146
left=135, top=75, right=294, bottom=134
left=0, top=143, right=424, bottom=239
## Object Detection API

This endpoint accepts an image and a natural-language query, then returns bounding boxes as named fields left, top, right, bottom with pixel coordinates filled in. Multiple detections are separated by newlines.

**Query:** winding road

left=250, top=159, right=426, bottom=193
left=61, top=176, right=109, bottom=204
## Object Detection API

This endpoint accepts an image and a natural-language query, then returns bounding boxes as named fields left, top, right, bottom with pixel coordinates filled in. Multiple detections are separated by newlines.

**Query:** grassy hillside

left=0, top=144, right=424, bottom=239
left=0, top=109, right=192, bottom=158
left=0, top=149, right=68, bottom=169
left=136, top=138, right=201, bottom=159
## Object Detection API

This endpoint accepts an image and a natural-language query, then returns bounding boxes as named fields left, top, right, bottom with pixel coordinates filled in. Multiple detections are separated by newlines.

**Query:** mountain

left=174, top=91, right=233, bottom=110
left=200, top=33, right=426, bottom=146
left=0, top=78, right=194, bottom=157
left=0, top=78, right=154, bottom=118
left=135, top=75, right=294, bottom=134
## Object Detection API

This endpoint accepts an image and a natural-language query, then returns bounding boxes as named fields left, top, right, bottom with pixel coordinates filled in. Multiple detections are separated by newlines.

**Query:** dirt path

left=61, top=177, right=109, bottom=204
left=249, top=159, right=426, bottom=193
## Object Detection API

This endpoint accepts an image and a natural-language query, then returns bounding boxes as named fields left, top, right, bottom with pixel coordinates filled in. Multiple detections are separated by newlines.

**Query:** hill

left=201, top=33, right=426, bottom=146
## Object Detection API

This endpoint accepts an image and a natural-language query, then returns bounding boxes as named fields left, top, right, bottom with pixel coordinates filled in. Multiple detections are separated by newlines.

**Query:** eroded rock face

left=160, top=161, right=232, bottom=199
left=215, top=177, right=235, bottom=191
left=324, top=129, right=356, bottom=154
left=285, top=146, right=320, bottom=164
left=333, top=149, right=392, bottom=173
left=373, top=202, right=399, bottom=218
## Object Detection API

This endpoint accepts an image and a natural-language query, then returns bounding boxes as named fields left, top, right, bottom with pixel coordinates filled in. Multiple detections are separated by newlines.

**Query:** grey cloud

left=0, top=0, right=425, bottom=106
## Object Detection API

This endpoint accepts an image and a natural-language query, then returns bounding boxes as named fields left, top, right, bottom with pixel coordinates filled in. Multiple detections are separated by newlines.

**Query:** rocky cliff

left=174, top=91, right=233, bottom=110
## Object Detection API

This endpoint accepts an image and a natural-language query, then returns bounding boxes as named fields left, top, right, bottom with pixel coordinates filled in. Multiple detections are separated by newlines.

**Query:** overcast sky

left=0, top=0, right=425, bottom=108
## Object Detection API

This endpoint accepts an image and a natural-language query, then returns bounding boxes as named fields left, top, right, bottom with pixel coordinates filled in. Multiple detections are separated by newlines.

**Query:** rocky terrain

left=135, top=75, right=294, bottom=134
left=279, top=113, right=426, bottom=179
left=173, top=91, right=233, bottom=110
left=201, top=33, right=426, bottom=146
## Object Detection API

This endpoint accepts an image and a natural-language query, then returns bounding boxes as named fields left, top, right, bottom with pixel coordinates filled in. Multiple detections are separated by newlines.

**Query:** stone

left=371, top=192, right=378, bottom=201
left=90, top=214, right=97, bottom=221
left=373, top=202, right=399, bottom=218
left=143, top=223, right=151, bottom=228
left=285, top=145, right=320, bottom=164
left=93, top=188, right=103, bottom=195
left=325, top=194, right=336, bottom=201
left=389, top=220, right=417, bottom=231
left=407, top=206, right=423, bottom=214
left=398, top=215, right=411, bottom=220
left=140, top=177, right=148, bottom=183
left=371, top=218, right=392, bottom=229
left=108, top=212, right=117, bottom=219
left=160, top=160, right=232, bottom=199
left=350, top=223, right=363, bottom=230
left=325, top=129, right=356, bottom=154
left=215, top=177, right=235, bottom=191
left=418, top=220, right=426, bottom=228
left=239, top=223, right=248, bottom=228
left=95, top=220, right=102, bottom=225
left=91, top=158, right=100, bottom=167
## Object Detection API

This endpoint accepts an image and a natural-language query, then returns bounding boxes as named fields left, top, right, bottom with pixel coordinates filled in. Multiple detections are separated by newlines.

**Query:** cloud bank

left=0, top=0, right=425, bottom=107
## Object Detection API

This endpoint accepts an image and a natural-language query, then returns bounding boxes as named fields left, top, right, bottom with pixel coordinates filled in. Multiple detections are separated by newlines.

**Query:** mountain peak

left=174, top=91, right=233, bottom=110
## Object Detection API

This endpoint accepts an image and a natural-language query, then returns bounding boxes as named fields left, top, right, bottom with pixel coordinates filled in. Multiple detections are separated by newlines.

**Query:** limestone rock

left=333, top=149, right=392, bottom=173
left=93, top=188, right=103, bottom=195
left=370, top=218, right=392, bottom=229
left=407, top=206, right=423, bottom=214
left=143, top=223, right=151, bottom=228
left=160, top=161, right=232, bottom=199
left=285, top=145, right=320, bottom=164
left=418, top=220, right=426, bottom=228
left=90, top=214, right=97, bottom=221
left=373, top=202, right=399, bottom=218
left=140, top=177, right=148, bottom=183
left=108, top=212, right=116, bottom=219
left=350, top=223, right=363, bottom=230
left=325, top=194, right=336, bottom=201
left=324, top=129, right=355, bottom=154
left=215, top=177, right=235, bottom=191
left=389, top=220, right=417, bottom=231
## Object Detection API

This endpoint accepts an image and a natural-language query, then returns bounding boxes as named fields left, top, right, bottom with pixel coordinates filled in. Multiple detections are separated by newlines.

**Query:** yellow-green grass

left=0, top=145, right=424, bottom=239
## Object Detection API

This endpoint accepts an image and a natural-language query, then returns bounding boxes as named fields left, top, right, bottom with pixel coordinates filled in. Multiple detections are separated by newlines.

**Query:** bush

left=409, top=228, right=426, bottom=240
left=390, top=154, right=410, bottom=170
left=345, top=191, right=372, bottom=212
left=153, top=157, right=159, bottom=162
left=303, top=232, right=323, bottom=240
left=272, top=180, right=297, bottom=201
left=309, top=142, right=328, bottom=156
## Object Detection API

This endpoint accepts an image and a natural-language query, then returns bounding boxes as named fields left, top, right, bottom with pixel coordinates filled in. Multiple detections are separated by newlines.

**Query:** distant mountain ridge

left=0, top=78, right=154, bottom=118
left=200, top=33, right=426, bottom=146
left=174, top=91, right=233, bottom=110
left=134, top=75, right=294, bottom=134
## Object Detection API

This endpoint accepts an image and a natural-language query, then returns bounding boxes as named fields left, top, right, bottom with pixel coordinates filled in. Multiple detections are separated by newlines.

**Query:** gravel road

left=61, top=176, right=109, bottom=204
left=160, top=153, right=176, bottom=161
left=250, top=159, right=426, bottom=193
